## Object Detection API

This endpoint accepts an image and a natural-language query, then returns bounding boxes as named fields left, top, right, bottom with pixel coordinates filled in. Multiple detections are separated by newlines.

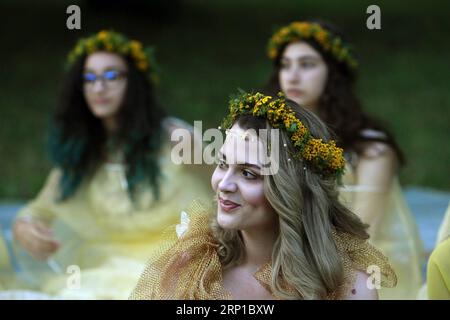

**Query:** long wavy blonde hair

left=212, top=100, right=369, bottom=299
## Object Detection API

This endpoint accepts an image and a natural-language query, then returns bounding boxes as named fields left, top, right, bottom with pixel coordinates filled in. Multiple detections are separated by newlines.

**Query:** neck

left=102, top=116, right=119, bottom=136
left=240, top=226, right=278, bottom=269
left=305, top=103, right=319, bottom=115
left=291, top=96, right=319, bottom=115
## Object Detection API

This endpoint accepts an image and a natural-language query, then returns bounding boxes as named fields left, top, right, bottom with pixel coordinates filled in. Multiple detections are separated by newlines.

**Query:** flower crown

left=67, top=30, right=159, bottom=84
left=220, top=92, right=345, bottom=178
left=267, top=21, right=357, bottom=69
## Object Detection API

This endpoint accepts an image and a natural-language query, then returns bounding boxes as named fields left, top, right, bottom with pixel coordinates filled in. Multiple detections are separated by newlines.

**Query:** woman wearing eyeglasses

left=11, top=30, right=212, bottom=299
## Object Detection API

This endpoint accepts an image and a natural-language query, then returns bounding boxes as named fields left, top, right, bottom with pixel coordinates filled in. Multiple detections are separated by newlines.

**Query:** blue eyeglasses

left=83, top=70, right=127, bottom=88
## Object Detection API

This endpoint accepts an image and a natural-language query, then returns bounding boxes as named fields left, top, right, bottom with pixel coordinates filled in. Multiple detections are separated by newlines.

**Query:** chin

left=286, top=96, right=310, bottom=108
left=217, top=210, right=239, bottom=230
left=293, top=98, right=308, bottom=107
left=91, top=108, right=116, bottom=119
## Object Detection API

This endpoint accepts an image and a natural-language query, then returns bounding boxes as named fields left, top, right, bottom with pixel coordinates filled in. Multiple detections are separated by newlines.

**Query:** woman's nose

left=92, top=79, right=107, bottom=92
left=218, top=170, right=237, bottom=193
left=287, top=67, right=301, bottom=83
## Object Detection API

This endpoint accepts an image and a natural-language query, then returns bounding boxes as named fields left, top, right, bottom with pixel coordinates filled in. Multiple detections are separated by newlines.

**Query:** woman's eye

left=242, top=169, right=257, bottom=179
left=218, top=159, right=227, bottom=169
left=280, top=62, right=290, bottom=69
left=104, top=70, right=120, bottom=81
left=301, top=61, right=316, bottom=68
left=83, top=73, right=96, bottom=82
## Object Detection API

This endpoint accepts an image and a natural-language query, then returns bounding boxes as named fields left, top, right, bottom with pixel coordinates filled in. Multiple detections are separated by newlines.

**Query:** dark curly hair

left=264, top=19, right=405, bottom=165
left=49, top=53, right=166, bottom=201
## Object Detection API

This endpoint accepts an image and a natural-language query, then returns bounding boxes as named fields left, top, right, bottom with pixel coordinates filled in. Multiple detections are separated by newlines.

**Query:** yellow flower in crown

left=74, top=44, right=83, bottom=56
left=268, top=48, right=277, bottom=59
left=137, top=60, right=148, bottom=71
left=86, top=38, right=96, bottom=54
left=267, top=21, right=357, bottom=70
left=97, top=30, right=109, bottom=41
left=279, top=27, right=290, bottom=37
left=293, top=22, right=311, bottom=37
left=314, top=29, right=330, bottom=48
left=130, top=40, right=143, bottom=54
left=66, top=30, right=160, bottom=84
left=221, top=91, right=345, bottom=178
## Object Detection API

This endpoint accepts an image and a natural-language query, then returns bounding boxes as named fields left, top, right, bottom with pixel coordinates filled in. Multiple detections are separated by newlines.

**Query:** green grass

left=0, top=0, right=449, bottom=200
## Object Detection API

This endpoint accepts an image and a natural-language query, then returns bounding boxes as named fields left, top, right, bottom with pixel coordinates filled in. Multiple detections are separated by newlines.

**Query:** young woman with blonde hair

left=130, top=92, right=396, bottom=300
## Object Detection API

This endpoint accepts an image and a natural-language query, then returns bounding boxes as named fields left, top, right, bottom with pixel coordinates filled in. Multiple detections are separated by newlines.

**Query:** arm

left=15, top=168, right=62, bottom=223
left=353, top=142, right=397, bottom=236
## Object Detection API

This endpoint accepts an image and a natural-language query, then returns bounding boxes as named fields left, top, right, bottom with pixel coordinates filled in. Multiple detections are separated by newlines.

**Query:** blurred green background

left=0, top=0, right=449, bottom=200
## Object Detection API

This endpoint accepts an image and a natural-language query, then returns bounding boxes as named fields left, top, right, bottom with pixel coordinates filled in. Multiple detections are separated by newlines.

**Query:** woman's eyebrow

left=297, top=55, right=320, bottom=60
left=282, top=54, right=320, bottom=61
left=237, top=163, right=261, bottom=170
left=83, top=66, right=123, bottom=73
left=218, top=152, right=260, bottom=169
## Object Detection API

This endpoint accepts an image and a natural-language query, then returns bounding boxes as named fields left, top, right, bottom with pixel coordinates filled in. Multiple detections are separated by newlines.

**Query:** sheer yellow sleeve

left=348, top=144, right=397, bottom=235
left=330, top=231, right=397, bottom=298
left=427, top=238, right=450, bottom=299
left=130, top=200, right=397, bottom=300
left=129, top=200, right=229, bottom=300
left=16, top=168, right=62, bottom=224
left=236, top=229, right=397, bottom=300
left=339, top=150, right=424, bottom=299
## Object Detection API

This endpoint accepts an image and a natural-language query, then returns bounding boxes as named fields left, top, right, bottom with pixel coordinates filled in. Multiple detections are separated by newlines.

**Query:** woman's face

left=83, top=52, right=128, bottom=121
left=211, top=123, right=278, bottom=232
left=278, top=42, right=328, bottom=111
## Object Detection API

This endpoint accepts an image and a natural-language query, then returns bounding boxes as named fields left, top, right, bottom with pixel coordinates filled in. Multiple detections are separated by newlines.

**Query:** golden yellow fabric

left=339, top=164, right=424, bottom=299
left=11, top=121, right=213, bottom=299
left=130, top=200, right=396, bottom=300
left=427, top=237, right=450, bottom=299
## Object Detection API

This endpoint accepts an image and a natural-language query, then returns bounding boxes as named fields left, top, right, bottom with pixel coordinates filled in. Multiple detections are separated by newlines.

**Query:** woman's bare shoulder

left=343, top=270, right=379, bottom=300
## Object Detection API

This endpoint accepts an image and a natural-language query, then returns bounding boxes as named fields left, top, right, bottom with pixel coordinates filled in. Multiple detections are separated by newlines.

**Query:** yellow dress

left=427, top=237, right=450, bottom=299
left=0, top=227, right=11, bottom=288
left=0, top=227, right=9, bottom=271
left=11, top=118, right=213, bottom=299
left=130, top=201, right=397, bottom=300
left=339, top=163, right=424, bottom=299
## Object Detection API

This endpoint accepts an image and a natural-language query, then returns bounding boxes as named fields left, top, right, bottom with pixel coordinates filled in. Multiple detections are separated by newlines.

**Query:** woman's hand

left=13, top=217, right=60, bottom=261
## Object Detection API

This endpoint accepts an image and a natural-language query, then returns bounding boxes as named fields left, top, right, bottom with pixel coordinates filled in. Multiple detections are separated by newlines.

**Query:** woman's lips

left=286, top=89, right=303, bottom=98
left=94, top=98, right=110, bottom=104
left=218, top=197, right=241, bottom=212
